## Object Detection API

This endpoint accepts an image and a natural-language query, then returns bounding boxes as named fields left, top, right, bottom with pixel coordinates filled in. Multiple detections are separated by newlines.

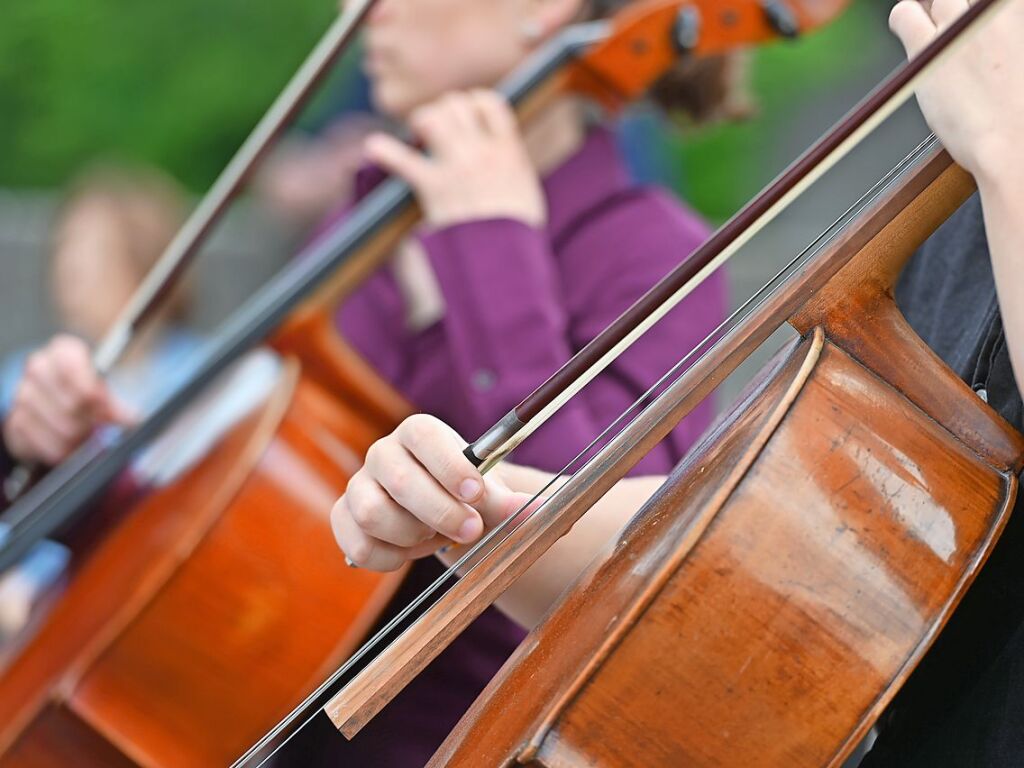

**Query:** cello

left=0, top=0, right=847, bottom=764
left=240, top=0, right=1020, bottom=764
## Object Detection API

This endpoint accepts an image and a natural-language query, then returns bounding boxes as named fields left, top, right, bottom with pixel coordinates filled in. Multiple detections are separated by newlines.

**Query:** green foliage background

left=0, top=0, right=891, bottom=205
left=0, top=0, right=336, bottom=189
left=670, top=1, right=890, bottom=222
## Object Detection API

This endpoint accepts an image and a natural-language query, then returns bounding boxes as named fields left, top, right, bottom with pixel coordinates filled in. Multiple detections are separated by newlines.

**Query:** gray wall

left=0, top=193, right=295, bottom=358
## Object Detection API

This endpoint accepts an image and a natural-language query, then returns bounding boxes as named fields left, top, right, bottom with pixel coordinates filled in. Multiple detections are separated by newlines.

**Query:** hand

left=890, top=0, right=1024, bottom=184
left=2, top=335, right=136, bottom=465
left=363, top=90, right=547, bottom=229
left=332, top=414, right=535, bottom=572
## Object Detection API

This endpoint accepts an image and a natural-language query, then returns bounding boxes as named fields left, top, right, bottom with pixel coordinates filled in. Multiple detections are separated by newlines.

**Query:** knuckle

left=365, top=438, right=395, bottom=472
left=348, top=494, right=376, bottom=530
left=444, top=91, right=468, bottom=108
left=386, top=464, right=411, bottom=500
left=364, top=440, right=382, bottom=466
left=25, top=353, right=47, bottom=380
left=411, top=105, right=438, bottom=130
left=399, top=415, right=429, bottom=448
left=347, top=538, right=374, bottom=568
left=53, top=335, right=87, bottom=365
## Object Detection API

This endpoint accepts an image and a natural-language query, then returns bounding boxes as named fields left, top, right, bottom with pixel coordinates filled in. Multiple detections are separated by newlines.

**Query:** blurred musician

left=0, top=164, right=197, bottom=642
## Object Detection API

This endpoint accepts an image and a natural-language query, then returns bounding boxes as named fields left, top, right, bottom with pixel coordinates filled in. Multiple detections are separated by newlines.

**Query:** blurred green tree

left=669, top=1, right=892, bottom=223
left=0, top=0, right=337, bottom=189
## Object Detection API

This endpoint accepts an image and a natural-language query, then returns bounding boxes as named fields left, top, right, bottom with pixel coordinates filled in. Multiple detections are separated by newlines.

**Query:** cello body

left=427, top=160, right=1024, bottom=766
left=0, top=337, right=409, bottom=767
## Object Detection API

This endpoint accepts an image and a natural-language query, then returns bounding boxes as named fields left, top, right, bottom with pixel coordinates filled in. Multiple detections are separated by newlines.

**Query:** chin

left=369, top=82, right=418, bottom=122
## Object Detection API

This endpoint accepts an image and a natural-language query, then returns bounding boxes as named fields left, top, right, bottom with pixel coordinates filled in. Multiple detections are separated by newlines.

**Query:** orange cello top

left=568, top=0, right=850, bottom=109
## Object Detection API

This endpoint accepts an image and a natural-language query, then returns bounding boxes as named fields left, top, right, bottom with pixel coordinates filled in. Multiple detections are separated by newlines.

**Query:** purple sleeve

left=420, top=217, right=571, bottom=430
left=420, top=190, right=726, bottom=476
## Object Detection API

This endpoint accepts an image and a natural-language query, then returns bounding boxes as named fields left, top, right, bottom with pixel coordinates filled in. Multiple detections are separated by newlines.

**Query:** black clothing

left=863, top=194, right=1024, bottom=766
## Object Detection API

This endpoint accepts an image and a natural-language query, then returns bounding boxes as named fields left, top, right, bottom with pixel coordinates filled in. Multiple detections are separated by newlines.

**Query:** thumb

left=474, top=475, right=545, bottom=532
left=889, top=1, right=937, bottom=59
left=94, top=391, right=140, bottom=428
left=363, top=133, right=433, bottom=190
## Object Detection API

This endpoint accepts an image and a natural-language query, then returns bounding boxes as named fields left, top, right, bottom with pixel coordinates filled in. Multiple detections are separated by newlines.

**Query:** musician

left=1, top=0, right=739, bottom=763
left=332, top=0, right=1024, bottom=764
left=0, top=165, right=197, bottom=640
left=0, top=165, right=196, bottom=470
left=276, top=0, right=750, bottom=761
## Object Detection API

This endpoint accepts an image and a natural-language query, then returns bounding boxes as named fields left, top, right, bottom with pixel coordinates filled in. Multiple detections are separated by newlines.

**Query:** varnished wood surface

left=1, top=706, right=136, bottom=768
left=432, top=331, right=1018, bottom=767
left=422, top=148, right=1024, bottom=765
left=790, top=160, right=1022, bottom=472
left=0, top=358, right=406, bottom=766
left=323, top=142, right=986, bottom=741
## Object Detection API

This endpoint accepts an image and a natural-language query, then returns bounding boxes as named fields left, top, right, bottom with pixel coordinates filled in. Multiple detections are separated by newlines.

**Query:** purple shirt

left=306, top=128, right=726, bottom=766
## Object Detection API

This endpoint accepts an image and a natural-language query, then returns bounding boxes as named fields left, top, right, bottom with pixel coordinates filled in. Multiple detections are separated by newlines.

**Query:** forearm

left=977, top=161, right=1024, bottom=391
left=442, top=463, right=664, bottom=629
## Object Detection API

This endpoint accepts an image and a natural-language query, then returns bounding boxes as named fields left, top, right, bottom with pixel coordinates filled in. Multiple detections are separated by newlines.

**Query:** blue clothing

left=0, top=328, right=202, bottom=417
left=0, top=328, right=203, bottom=633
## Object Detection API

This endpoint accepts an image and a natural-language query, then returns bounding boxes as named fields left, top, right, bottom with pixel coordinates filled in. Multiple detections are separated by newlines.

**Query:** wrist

left=426, top=206, right=544, bottom=230
left=969, top=135, right=1024, bottom=196
left=975, top=158, right=1024, bottom=222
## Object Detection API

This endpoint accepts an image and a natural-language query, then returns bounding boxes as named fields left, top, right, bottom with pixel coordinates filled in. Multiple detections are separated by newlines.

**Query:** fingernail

left=458, top=479, right=481, bottom=502
left=457, top=517, right=481, bottom=543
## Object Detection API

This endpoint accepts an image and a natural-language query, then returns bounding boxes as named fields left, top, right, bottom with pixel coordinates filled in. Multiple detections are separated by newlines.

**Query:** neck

left=523, top=97, right=587, bottom=176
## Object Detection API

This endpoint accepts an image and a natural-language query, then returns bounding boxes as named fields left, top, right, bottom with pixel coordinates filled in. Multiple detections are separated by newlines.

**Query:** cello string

left=2, top=0, right=381, bottom=505
left=93, top=0, right=379, bottom=373
left=468, top=0, right=1011, bottom=475
left=0, top=18, right=613, bottom=573
left=233, top=129, right=936, bottom=768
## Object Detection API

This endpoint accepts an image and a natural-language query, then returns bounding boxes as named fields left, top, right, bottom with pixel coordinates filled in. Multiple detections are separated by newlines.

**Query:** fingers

left=363, top=133, right=433, bottom=189
left=396, top=415, right=482, bottom=504
left=3, top=406, right=73, bottom=466
left=385, top=89, right=516, bottom=163
left=890, top=0, right=973, bottom=58
left=47, top=335, right=104, bottom=408
left=332, top=414, right=546, bottom=573
left=364, top=433, right=484, bottom=544
left=890, top=1, right=937, bottom=57
left=44, top=337, right=136, bottom=426
left=366, top=88, right=542, bottom=229
left=1, top=335, right=130, bottom=465
left=95, top=394, right=139, bottom=427
left=469, top=90, right=516, bottom=138
left=436, top=92, right=480, bottom=136
left=344, top=476, right=436, bottom=547
left=333, top=498, right=445, bottom=571
left=929, top=0, right=970, bottom=27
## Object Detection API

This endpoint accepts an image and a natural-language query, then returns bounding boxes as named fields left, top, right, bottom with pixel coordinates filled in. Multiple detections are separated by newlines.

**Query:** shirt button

left=471, top=369, right=497, bottom=392
left=976, top=387, right=989, bottom=403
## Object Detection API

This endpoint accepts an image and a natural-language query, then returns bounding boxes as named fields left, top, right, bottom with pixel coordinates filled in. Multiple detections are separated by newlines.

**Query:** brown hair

left=53, top=163, right=192, bottom=321
left=586, top=0, right=751, bottom=124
